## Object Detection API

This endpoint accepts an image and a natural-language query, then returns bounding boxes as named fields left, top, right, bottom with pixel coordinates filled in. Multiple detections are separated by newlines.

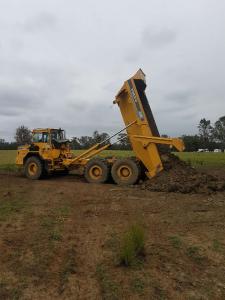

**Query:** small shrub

left=187, top=246, right=199, bottom=257
left=119, top=224, right=145, bottom=267
left=169, top=236, right=182, bottom=249
left=186, top=246, right=204, bottom=264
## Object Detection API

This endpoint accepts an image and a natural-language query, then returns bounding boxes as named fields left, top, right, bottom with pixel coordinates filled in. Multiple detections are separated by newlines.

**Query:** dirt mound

left=141, top=154, right=225, bottom=194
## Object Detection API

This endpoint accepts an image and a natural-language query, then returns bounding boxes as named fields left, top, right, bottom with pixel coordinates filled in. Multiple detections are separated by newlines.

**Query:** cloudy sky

left=0, top=0, right=224, bottom=141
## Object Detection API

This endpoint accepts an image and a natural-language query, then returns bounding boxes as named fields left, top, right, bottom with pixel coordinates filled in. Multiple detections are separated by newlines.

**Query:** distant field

left=0, top=150, right=225, bottom=170
left=0, top=150, right=17, bottom=171
left=176, top=152, right=225, bottom=168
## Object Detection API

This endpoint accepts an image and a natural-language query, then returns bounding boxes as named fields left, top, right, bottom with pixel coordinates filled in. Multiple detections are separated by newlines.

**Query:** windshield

left=32, top=132, right=49, bottom=143
left=50, top=130, right=65, bottom=141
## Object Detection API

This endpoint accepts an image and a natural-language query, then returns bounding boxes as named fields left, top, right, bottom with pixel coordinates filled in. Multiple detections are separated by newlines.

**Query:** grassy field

left=0, top=150, right=18, bottom=171
left=0, top=150, right=225, bottom=171
left=176, top=152, right=225, bottom=168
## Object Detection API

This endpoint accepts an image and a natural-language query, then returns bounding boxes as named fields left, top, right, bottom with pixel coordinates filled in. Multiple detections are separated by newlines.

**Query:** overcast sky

left=0, top=0, right=224, bottom=141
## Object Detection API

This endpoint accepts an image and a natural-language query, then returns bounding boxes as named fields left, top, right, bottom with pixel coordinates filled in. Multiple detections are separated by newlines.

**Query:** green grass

left=72, top=149, right=134, bottom=158
left=186, top=246, right=205, bottom=264
left=1, top=150, right=225, bottom=171
left=0, top=150, right=17, bottom=171
left=119, top=224, right=145, bottom=267
left=169, top=236, right=182, bottom=249
left=175, top=152, right=225, bottom=168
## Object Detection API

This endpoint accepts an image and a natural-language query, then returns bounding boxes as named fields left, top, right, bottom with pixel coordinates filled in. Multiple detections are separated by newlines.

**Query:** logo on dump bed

left=128, top=80, right=144, bottom=121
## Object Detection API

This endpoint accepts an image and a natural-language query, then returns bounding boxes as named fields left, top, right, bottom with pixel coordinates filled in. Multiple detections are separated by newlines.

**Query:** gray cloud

left=165, top=90, right=195, bottom=103
left=142, top=28, right=177, bottom=49
left=0, top=87, right=43, bottom=117
left=123, top=27, right=177, bottom=63
left=0, top=0, right=225, bottom=141
left=154, top=88, right=197, bottom=115
left=21, top=12, right=58, bottom=33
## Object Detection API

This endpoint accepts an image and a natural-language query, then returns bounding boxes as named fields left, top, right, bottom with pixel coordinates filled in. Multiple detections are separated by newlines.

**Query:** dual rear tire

left=84, top=158, right=141, bottom=185
left=111, top=158, right=141, bottom=185
left=84, top=158, right=110, bottom=183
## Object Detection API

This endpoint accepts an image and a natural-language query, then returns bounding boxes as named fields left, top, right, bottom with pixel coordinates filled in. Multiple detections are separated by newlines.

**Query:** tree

left=92, top=131, right=110, bottom=144
left=213, top=116, right=225, bottom=149
left=117, top=133, right=131, bottom=150
left=15, top=125, right=32, bottom=145
left=182, top=135, right=201, bottom=152
left=78, top=136, right=94, bottom=148
left=70, top=137, right=81, bottom=150
left=77, top=131, right=111, bottom=149
left=198, top=118, right=212, bottom=148
left=92, top=130, right=101, bottom=144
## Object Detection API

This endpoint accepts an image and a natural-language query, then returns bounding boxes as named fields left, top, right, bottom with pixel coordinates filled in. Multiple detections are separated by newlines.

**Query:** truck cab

left=16, top=128, right=72, bottom=179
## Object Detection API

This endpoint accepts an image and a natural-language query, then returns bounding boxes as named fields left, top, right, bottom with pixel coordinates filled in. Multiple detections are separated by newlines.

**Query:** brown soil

left=142, top=154, right=225, bottom=194
left=1, top=172, right=225, bottom=299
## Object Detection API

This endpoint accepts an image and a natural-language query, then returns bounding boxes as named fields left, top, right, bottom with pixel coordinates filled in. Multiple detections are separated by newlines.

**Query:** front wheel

left=111, top=158, right=141, bottom=185
left=84, top=158, right=110, bottom=183
left=24, top=156, right=43, bottom=180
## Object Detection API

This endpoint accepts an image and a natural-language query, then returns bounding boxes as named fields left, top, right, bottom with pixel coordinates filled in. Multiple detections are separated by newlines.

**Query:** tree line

left=182, top=116, right=225, bottom=151
left=1, top=116, right=225, bottom=151
left=70, top=130, right=131, bottom=150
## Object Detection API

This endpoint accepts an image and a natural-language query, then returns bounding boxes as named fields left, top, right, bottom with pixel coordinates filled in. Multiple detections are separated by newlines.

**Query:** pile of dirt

left=141, top=154, right=225, bottom=194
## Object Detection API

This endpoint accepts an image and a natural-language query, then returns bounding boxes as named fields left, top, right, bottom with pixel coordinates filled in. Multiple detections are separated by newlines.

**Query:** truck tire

left=24, top=156, right=43, bottom=180
left=111, top=158, right=141, bottom=185
left=84, top=158, right=110, bottom=184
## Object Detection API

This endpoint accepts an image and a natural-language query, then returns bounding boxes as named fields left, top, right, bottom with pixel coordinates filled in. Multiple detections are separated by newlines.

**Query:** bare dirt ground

left=1, top=171, right=225, bottom=299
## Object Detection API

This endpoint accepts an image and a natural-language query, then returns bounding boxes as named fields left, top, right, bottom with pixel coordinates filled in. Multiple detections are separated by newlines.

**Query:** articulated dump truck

left=16, top=69, right=185, bottom=185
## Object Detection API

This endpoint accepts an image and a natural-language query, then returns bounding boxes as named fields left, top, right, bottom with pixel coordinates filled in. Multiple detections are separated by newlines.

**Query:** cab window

left=43, top=133, right=49, bottom=143
left=32, top=133, right=49, bottom=143
left=51, top=130, right=65, bottom=141
left=33, top=133, right=42, bottom=143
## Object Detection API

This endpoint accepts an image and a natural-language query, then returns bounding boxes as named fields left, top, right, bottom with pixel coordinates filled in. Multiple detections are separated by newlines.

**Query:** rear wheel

left=111, top=158, right=141, bottom=185
left=84, top=158, right=110, bottom=183
left=24, top=156, right=43, bottom=180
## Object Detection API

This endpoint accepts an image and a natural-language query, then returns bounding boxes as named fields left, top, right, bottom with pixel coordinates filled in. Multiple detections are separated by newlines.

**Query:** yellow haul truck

left=16, top=69, right=184, bottom=185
